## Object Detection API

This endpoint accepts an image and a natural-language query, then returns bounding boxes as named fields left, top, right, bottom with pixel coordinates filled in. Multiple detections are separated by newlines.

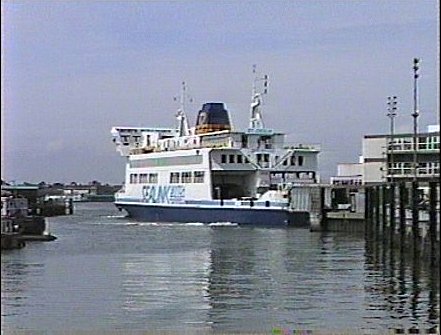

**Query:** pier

left=364, top=181, right=440, bottom=265
left=291, top=181, right=440, bottom=265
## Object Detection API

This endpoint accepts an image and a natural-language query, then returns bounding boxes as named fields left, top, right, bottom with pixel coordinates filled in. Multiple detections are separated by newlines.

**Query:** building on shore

left=63, top=182, right=121, bottom=201
left=331, top=124, right=440, bottom=185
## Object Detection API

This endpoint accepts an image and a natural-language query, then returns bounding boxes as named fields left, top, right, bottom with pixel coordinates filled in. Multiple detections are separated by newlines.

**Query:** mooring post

left=389, top=183, right=396, bottom=249
left=411, top=181, right=420, bottom=255
left=428, top=181, right=438, bottom=265
left=399, top=182, right=407, bottom=253
left=364, top=187, right=372, bottom=235
left=320, top=186, right=328, bottom=231
left=364, top=187, right=369, bottom=220
left=375, top=186, right=380, bottom=240
left=381, top=185, right=387, bottom=242
left=65, top=198, right=74, bottom=215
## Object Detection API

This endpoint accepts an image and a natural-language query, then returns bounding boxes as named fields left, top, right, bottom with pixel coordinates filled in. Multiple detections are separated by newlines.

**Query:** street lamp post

left=411, top=58, right=421, bottom=254
left=387, top=96, right=398, bottom=183
left=412, top=58, right=420, bottom=181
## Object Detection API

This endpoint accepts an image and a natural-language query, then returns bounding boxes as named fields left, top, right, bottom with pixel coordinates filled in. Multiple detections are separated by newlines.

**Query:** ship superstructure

left=111, top=73, right=320, bottom=225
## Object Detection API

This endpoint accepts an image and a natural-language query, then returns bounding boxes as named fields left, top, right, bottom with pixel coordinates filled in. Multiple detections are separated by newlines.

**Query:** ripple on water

left=1, top=203, right=439, bottom=333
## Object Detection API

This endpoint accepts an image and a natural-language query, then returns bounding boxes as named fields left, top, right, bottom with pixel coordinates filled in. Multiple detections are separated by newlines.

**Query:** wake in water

left=124, top=221, right=239, bottom=227
left=88, top=220, right=238, bottom=227
left=104, top=215, right=127, bottom=219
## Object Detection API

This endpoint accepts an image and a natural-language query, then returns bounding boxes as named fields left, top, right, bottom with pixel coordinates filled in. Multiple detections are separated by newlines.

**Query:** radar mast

left=174, top=81, right=192, bottom=137
left=249, top=65, right=269, bottom=129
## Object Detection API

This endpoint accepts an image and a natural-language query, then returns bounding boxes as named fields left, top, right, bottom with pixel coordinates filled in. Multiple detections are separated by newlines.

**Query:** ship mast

left=175, top=81, right=192, bottom=137
left=249, top=65, right=269, bottom=129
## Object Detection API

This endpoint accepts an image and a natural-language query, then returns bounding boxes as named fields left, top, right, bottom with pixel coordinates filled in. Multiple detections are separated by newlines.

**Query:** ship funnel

left=195, top=103, right=231, bottom=135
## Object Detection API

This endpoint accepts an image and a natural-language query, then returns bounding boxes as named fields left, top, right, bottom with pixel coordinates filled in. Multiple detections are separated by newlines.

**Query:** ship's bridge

left=111, top=127, right=177, bottom=156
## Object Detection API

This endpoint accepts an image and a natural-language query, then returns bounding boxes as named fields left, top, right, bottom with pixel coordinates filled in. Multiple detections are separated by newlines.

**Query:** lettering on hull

left=142, top=185, right=186, bottom=204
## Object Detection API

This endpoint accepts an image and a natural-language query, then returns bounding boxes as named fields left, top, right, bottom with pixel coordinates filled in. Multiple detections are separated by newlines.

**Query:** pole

left=412, top=58, right=420, bottom=182
left=387, top=96, right=398, bottom=183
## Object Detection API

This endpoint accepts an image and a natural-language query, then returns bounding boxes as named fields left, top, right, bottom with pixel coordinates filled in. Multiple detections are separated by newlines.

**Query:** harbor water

left=1, top=203, right=439, bottom=333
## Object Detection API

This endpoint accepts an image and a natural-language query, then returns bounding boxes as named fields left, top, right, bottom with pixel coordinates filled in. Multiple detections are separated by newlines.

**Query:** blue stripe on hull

left=116, top=203, right=310, bottom=227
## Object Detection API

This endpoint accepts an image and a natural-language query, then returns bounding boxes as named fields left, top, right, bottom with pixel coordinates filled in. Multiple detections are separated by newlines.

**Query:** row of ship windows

left=220, top=154, right=304, bottom=166
left=170, top=171, right=205, bottom=183
left=129, top=173, right=158, bottom=184
left=221, top=154, right=249, bottom=164
left=129, top=171, right=205, bottom=184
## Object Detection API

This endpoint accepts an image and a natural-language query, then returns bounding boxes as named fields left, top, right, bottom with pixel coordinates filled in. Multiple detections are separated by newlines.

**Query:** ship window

left=290, top=156, right=296, bottom=166
left=221, top=154, right=227, bottom=163
left=298, top=156, right=304, bottom=166
left=182, top=172, right=192, bottom=183
left=229, top=155, right=235, bottom=163
left=261, top=136, right=272, bottom=149
left=139, top=173, right=148, bottom=183
left=237, top=155, right=243, bottom=163
left=170, top=172, right=180, bottom=184
left=130, top=174, right=139, bottom=184
left=263, top=154, right=269, bottom=163
left=149, top=173, right=158, bottom=184
left=283, top=159, right=288, bottom=166
left=256, top=154, right=262, bottom=162
left=194, top=171, right=205, bottom=183
left=245, top=157, right=250, bottom=164
left=242, top=135, right=248, bottom=148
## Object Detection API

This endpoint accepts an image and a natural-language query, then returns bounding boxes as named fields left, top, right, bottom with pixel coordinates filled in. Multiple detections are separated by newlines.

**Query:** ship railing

left=284, top=144, right=321, bottom=151
left=129, top=141, right=241, bottom=154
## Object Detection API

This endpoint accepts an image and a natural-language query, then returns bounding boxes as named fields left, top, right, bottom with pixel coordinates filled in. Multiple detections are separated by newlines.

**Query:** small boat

left=1, top=192, right=55, bottom=240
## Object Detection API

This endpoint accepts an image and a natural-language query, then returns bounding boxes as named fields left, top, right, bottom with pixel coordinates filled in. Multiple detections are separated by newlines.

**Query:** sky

left=1, top=0, right=439, bottom=184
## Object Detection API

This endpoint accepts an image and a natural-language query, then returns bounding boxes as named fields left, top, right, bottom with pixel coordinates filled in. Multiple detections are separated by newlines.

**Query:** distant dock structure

left=294, top=124, right=440, bottom=264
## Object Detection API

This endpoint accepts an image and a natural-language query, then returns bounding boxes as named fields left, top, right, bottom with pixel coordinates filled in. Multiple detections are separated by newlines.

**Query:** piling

left=319, top=187, right=327, bottom=231
left=389, top=183, right=396, bottom=249
left=428, top=181, right=438, bottom=265
left=381, top=185, right=387, bottom=244
left=364, top=187, right=369, bottom=220
left=375, top=186, right=380, bottom=240
left=311, top=181, right=438, bottom=265
left=411, top=181, right=420, bottom=255
left=364, top=187, right=373, bottom=237
left=65, top=198, right=74, bottom=215
left=399, top=182, right=406, bottom=252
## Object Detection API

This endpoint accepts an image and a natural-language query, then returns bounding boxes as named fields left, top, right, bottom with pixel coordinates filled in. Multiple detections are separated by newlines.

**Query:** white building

left=332, top=125, right=440, bottom=185
left=330, top=157, right=364, bottom=186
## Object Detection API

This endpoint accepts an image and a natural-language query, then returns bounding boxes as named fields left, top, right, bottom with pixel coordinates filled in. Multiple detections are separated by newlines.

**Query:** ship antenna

left=249, top=65, right=269, bottom=129
left=174, top=81, right=192, bottom=137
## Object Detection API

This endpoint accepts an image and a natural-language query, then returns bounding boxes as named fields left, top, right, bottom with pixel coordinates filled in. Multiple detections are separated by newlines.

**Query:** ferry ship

left=111, top=73, right=320, bottom=226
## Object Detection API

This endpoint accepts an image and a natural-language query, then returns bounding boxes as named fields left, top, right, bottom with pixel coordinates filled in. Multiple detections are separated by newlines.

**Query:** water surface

left=1, top=203, right=439, bottom=333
